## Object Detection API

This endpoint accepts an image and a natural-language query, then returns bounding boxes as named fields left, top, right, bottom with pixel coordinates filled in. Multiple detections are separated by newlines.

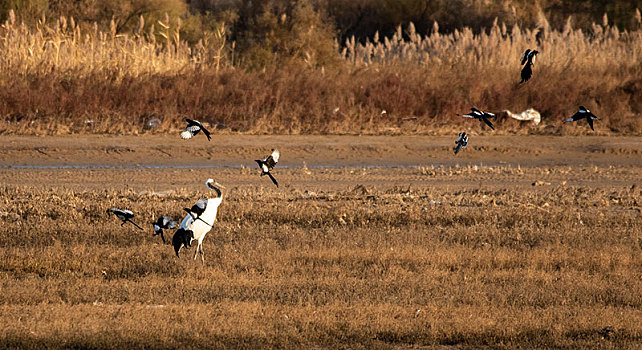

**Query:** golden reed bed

left=1, top=12, right=641, bottom=135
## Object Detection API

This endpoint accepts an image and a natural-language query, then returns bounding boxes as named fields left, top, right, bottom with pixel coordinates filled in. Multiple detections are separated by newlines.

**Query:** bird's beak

left=216, top=183, right=226, bottom=189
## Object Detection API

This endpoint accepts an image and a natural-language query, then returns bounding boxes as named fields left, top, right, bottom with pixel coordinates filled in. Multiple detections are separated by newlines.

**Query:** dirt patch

left=1, top=135, right=641, bottom=168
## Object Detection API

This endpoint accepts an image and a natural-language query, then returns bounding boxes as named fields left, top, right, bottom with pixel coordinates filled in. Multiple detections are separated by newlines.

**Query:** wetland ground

left=0, top=135, right=640, bottom=349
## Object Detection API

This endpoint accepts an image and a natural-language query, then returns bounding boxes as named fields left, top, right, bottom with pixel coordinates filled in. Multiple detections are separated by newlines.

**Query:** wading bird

left=180, top=118, right=211, bottom=141
left=459, top=108, right=496, bottom=130
left=173, top=179, right=225, bottom=263
left=107, top=208, right=143, bottom=230
left=255, top=149, right=280, bottom=187
left=520, top=49, right=539, bottom=84
left=565, top=106, right=599, bottom=131
left=454, top=132, right=468, bottom=155
left=182, top=179, right=225, bottom=226
left=504, top=108, right=541, bottom=125
left=152, top=216, right=177, bottom=243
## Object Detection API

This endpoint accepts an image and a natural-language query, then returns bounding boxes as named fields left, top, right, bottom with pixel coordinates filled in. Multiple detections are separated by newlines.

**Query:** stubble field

left=0, top=135, right=640, bottom=349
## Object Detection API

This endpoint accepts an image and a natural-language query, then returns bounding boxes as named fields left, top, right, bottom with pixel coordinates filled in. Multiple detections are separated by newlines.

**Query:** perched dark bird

left=520, top=64, right=533, bottom=84
left=566, top=106, right=600, bottom=131
left=454, top=132, right=469, bottom=155
left=520, top=49, right=532, bottom=65
left=255, top=149, right=280, bottom=187
left=459, top=108, right=496, bottom=130
left=107, top=208, right=143, bottom=230
left=172, top=228, right=194, bottom=256
left=180, top=118, right=211, bottom=141
left=152, top=216, right=177, bottom=243
left=520, top=49, right=539, bottom=84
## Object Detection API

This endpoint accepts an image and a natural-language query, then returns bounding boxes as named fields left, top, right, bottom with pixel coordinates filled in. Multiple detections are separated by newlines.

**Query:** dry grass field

left=0, top=135, right=640, bottom=349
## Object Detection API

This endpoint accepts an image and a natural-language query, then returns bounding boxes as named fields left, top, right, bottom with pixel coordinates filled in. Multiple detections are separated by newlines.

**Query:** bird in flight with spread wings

left=255, top=149, right=280, bottom=187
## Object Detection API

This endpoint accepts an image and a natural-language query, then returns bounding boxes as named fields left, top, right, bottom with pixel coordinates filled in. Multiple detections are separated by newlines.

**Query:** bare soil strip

left=1, top=135, right=641, bottom=168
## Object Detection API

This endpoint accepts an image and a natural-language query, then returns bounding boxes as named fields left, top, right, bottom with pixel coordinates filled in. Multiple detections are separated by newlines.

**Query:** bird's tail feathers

left=195, top=216, right=213, bottom=227
left=183, top=208, right=214, bottom=227
left=129, top=220, right=144, bottom=230
left=267, top=172, right=279, bottom=187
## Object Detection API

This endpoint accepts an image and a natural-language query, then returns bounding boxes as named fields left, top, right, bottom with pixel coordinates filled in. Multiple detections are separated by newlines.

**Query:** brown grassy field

left=0, top=135, right=640, bottom=349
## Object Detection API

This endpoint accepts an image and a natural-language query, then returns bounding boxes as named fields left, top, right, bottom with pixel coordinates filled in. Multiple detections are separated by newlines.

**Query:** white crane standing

left=172, top=179, right=225, bottom=263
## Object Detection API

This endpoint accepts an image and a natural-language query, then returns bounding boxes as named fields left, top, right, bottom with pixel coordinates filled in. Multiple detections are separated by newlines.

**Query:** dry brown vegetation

left=1, top=10, right=641, bottom=136
left=1, top=162, right=640, bottom=348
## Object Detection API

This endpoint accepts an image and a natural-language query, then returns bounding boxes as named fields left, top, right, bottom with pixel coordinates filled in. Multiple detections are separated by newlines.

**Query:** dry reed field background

left=0, top=10, right=641, bottom=135
left=0, top=136, right=641, bottom=348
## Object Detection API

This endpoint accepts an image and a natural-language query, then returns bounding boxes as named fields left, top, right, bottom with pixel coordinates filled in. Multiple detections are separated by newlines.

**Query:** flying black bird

left=152, top=216, right=177, bottom=243
left=520, top=49, right=539, bottom=84
left=565, top=106, right=600, bottom=131
left=183, top=198, right=209, bottom=227
left=107, top=208, right=143, bottom=230
left=180, top=207, right=202, bottom=246
left=454, top=132, right=469, bottom=155
left=255, top=149, right=280, bottom=187
left=459, top=108, right=496, bottom=130
left=180, top=118, right=211, bottom=141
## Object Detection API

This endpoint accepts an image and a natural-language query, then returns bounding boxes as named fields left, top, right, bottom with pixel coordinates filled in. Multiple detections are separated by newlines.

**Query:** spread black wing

left=200, top=124, right=211, bottom=141
left=186, top=199, right=207, bottom=218
left=521, top=49, right=531, bottom=65
left=587, top=117, right=594, bottom=131
left=264, top=155, right=277, bottom=169
left=568, top=112, right=586, bottom=121
left=480, top=116, right=495, bottom=130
